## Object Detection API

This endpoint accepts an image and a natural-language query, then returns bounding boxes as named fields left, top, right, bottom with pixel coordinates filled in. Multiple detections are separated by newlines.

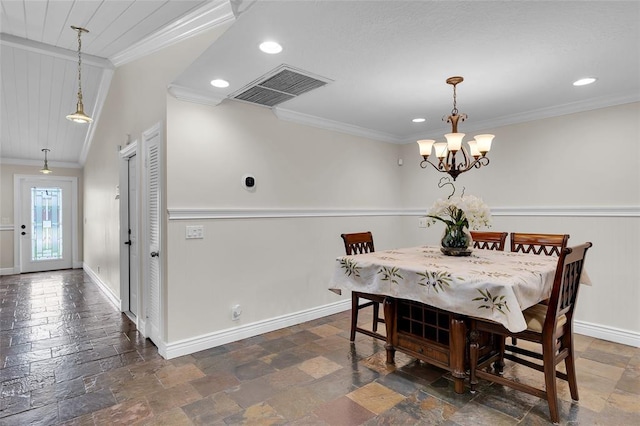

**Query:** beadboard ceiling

left=0, top=0, right=227, bottom=167
left=2, top=1, right=639, bottom=167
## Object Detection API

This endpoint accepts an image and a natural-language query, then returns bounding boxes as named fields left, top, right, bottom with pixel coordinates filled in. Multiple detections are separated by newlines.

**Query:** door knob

left=124, top=241, right=132, bottom=245
left=150, top=251, right=159, bottom=258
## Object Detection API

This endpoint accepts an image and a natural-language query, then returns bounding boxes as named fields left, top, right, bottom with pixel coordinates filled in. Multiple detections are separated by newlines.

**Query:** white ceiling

left=2, top=1, right=639, bottom=167
left=174, top=0, right=640, bottom=143
left=0, top=0, right=227, bottom=166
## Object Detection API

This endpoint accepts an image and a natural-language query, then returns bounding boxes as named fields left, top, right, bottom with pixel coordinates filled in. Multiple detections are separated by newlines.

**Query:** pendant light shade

left=66, top=26, right=92, bottom=124
left=40, top=149, right=52, bottom=174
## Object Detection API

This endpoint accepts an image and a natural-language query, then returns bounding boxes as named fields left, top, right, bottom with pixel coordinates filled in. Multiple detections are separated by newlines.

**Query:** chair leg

left=564, top=334, right=579, bottom=401
left=350, top=294, right=359, bottom=342
left=372, top=302, right=380, bottom=332
left=543, top=341, right=560, bottom=424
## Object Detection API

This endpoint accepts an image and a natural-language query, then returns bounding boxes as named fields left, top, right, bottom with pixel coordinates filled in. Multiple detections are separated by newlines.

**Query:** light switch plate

left=186, top=225, right=204, bottom=239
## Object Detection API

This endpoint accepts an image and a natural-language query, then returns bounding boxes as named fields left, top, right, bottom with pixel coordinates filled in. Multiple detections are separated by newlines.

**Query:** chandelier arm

left=471, top=156, right=490, bottom=169
left=420, top=158, right=446, bottom=172
left=455, top=146, right=472, bottom=171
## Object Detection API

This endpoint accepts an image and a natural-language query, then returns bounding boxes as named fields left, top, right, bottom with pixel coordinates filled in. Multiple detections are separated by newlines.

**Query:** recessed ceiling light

left=412, top=118, right=426, bottom=123
left=573, top=77, right=597, bottom=86
left=259, top=41, right=283, bottom=54
left=210, top=79, right=229, bottom=88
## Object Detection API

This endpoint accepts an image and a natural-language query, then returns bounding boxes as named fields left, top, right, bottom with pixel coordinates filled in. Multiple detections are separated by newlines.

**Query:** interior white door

left=20, top=179, right=72, bottom=272
left=128, top=155, right=139, bottom=317
left=143, top=124, right=162, bottom=346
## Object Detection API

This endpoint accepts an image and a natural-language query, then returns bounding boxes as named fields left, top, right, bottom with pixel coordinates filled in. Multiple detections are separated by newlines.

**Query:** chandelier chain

left=76, top=28, right=83, bottom=102
left=451, top=84, right=458, bottom=115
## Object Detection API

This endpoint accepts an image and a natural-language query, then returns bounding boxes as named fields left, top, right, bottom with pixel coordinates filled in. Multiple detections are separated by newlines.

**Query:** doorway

left=119, top=142, right=140, bottom=321
left=14, top=175, right=78, bottom=273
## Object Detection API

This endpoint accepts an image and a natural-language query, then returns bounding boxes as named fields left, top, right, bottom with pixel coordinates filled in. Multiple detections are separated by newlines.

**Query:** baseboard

left=0, top=267, right=17, bottom=276
left=164, top=299, right=351, bottom=359
left=574, top=320, right=640, bottom=348
left=83, top=263, right=121, bottom=310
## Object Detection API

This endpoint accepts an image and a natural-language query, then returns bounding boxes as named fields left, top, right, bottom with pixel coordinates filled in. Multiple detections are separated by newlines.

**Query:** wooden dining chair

left=469, top=242, right=592, bottom=424
left=510, top=233, right=570, bottom=256
left=470, top=231, right=508, bottom=251
left=509, top=233, right=570, bottom=347
left=340, top=232, right=386, bottom=342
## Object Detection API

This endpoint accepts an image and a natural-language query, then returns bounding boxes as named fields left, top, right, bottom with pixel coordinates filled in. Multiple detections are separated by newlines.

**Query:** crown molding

left=0, top=33, right=113, bottom=69
left=168, top=84, right=225, bottom=107
left=0, top=157, right=81, bottom=169
left=273, top=107, right=404, bottom=144
left=402, top=95, right=640, bottom=143
left=110, top=0, right=235, bottom=67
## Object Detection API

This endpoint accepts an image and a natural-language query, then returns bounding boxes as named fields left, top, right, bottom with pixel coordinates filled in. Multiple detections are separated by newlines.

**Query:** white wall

left=399, top=102, right=640, bottom=340
left=166, top=99, right=407, bottom=342
left=83, top=24, right=231, bottom=298
left=0, top=163, right=83, bottom=274
left=165, top=99, right=639, bottom=351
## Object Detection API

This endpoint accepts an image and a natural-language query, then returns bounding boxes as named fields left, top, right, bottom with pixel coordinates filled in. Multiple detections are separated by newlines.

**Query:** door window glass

left=31, top=187, right=63, bottom=261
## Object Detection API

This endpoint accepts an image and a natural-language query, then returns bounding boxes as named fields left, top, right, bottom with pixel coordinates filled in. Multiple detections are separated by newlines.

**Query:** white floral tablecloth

left=329, top=245, right=569, bottom=333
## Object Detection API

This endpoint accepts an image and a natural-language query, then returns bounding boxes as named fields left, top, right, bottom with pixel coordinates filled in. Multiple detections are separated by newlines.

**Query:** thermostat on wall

left=242, top=174, right=256, bottom=191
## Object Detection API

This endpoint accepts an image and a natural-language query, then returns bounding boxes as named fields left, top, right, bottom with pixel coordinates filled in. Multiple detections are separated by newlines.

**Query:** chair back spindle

left=342, top=232, right=375, bottom=255
left=546, top=243, right=591, bottom=329
left=470, top=231, right=508, bottom=251
left=510, top=233, right=569, bottom=256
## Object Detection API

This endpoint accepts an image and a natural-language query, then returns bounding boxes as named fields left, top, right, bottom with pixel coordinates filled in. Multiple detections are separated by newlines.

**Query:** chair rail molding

left=168, top=206, right=640, bottom=220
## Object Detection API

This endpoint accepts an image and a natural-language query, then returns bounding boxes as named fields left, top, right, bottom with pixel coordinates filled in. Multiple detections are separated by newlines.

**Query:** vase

left=440, top=225, right=472, bottom=256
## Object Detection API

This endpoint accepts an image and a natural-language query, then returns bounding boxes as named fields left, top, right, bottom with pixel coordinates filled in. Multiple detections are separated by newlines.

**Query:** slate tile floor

left=1, top=270, right=639, bottom=425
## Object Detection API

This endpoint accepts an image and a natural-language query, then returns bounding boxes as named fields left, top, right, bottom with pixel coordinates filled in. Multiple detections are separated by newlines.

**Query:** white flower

left=426, top=194, right=492, bottom=230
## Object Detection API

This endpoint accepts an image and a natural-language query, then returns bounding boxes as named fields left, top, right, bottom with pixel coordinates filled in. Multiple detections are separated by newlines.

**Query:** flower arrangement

left=426, top=194, right=492, bottom=231
left=425, top=179, right=492, bottom=253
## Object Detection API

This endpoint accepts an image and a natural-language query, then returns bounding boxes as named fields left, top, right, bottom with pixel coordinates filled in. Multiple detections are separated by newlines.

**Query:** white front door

left=19, top=179, right=72, bottom=272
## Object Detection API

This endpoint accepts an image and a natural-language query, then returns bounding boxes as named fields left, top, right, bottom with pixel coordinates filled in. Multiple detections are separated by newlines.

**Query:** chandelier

left=66, top=26, right=93, bottom=124
left=40, top=149, right=52, bottom=174
left=417, top=76, right=493, bottom=181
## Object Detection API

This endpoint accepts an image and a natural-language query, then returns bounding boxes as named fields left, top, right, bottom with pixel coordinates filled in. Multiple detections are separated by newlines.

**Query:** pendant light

left=66, top=26, right=93, bottom=124
left=40, top=149, right=52, bottom=174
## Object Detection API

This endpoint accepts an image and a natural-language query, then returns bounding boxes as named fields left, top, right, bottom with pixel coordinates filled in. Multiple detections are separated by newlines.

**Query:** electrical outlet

left=418, top=217, right=428, bottom=228
left=186, top=225, right=204, bottom=239
left=231, top=304, right=242, bottom=321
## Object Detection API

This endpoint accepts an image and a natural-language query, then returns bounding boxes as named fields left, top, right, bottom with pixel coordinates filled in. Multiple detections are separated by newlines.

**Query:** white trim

left=83, top=263, right=121, bottom=309
left=119, top=140, right=141, bottom=318
left=0, top=33, right=113, bottom=68
left=167, top=206, right=640, bottom=220
left=13, top=175, right=80, bottom=273
left=490, top=206, right=640, bottom=217
left=0, top=225, right=14, bottom=231
left=575, top=320, right=640, bottom=348
left=168, top=84, right=225, bottom=107
left=79, top=68, right=114, bottom=166
left=274, top=108, right=404, bottom=144
left=109, top=0, right=235, bottom=67
left=168, top=208, right=410, bottom=220
left=0, top=157, right=82, bottom=168
left=164, top=300, right=350, bottom=359
left=0, top=267, right=17, bottom=276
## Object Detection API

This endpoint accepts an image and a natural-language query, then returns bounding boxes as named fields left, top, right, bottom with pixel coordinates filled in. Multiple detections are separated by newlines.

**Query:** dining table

left=329, top=245, right=572, bottom=393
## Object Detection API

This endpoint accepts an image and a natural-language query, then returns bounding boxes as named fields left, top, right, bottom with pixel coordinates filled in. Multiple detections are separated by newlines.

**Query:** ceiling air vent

left=231, top=65, right=331, bottom=107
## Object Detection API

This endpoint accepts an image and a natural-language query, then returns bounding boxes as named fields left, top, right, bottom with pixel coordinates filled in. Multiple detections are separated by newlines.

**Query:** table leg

left=451, top=315, right=467, bottom=394
left=383, top=297, right=396, bottom=364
